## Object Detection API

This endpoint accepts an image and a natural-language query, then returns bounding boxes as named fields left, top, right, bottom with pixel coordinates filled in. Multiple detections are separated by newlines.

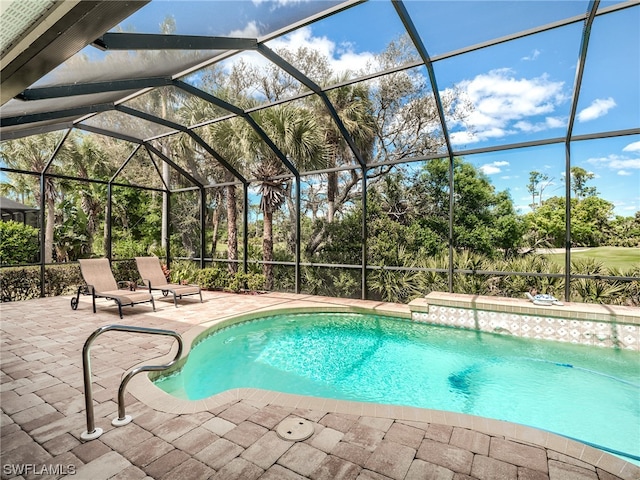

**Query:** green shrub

left=167, top=260, right=199, bottom=284
left=226, top=272, right=266, bottom=293
left=0, top=221, right=39, bottom=265
left=0, top=264, right=82, bottom=301
left=0, top=266, right=40, bottom=301
left=369, top=268, right=419, bottom=303
left=45, top=264, right=83, bottom=296
left=111, top=259, right=140, bottom=284
left=196, top=266, right=229, bottom=290
left=245, top=272, right=266, bottom=291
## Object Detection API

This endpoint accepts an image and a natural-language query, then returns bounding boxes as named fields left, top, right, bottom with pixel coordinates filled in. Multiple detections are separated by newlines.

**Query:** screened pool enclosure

left=1, top=0, right=638, bottom=304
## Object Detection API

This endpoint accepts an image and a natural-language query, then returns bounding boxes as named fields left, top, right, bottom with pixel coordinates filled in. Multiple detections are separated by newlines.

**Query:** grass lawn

left=543, top=246, right=640, bottom=270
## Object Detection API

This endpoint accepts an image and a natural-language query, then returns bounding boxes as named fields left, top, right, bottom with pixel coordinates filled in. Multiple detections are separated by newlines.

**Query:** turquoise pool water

left=155, top=312, right=640, bottom=460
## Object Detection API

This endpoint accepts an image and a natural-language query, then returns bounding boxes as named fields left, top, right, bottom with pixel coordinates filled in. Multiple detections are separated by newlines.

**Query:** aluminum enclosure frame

left=1, top=0, right=638, bottom=300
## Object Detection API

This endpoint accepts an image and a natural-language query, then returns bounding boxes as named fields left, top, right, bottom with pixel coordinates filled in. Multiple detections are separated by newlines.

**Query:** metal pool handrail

left=81, top=324, right=183, bottom=441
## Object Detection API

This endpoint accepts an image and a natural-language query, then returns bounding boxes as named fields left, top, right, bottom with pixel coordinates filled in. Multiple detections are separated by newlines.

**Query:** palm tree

left=315, top=78, right=376, bottom=223
left=304, top=79, right=377, bottom=258
left=244, top=104, right=326, bottom=289
left=178, top=93, right=246, bottom=272
left=0, top=133, right=65, bottom=262
left=58, top=133, right=114, bottom=257
left=207, top=118, right=246, bottom=273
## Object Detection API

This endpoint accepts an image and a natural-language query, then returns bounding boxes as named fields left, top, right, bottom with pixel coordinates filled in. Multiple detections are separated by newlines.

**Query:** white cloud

left=450, top=130, right=475, bottom=145
left=610, top=158, right=640, bottom=170
left=480, top=160, right=510, bottom=175
left=617, top=170, right=632, bottom=176
left=545, top=116, right=565, bottom=129
left=577, top=97, right=616, bottom=122
left=229, top=21, right=261, bottom=38
left=622, top=141, right=640, bottom=152
left=267, top=27, right=376, bottom=75
left=521, top=49, right=541, bottom=61
left=515, top=116, right=566, bottom=133
left=587, top=154, right=640, bottom=171
left=450, top=68, right=567, bottom=145
left=252, top=0, right=307, bottom=6
left=219, top=26, right=377, bottom=94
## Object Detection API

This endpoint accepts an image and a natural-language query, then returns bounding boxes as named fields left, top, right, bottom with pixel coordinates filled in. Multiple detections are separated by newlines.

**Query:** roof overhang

left=0, top=0, right=149, bottom=106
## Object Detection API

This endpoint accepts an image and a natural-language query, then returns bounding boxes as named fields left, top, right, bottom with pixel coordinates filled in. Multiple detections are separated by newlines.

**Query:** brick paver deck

left=1, top=291, right=638, bottom=480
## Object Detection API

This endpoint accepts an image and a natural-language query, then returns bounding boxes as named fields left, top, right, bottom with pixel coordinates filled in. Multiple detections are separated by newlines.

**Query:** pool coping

left=126, top=305, right=638, bottom=479
left=409, top=292, right=640, bottom=350
left=412, top=292, right=640, bottom=324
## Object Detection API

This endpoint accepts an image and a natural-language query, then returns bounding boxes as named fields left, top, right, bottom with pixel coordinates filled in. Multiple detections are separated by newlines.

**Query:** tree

left=409, top=157, right=521, bottom=257
left=179, top=85, right=248, bottom=272
left=243, top=104, right=325, bottom=289
left=0, top=133, right=63, bottom=262
left=571, top=196, right=614, bottom=246
left=607, top=213, right=640, bottom=247
left=491, top=191, right=526, bottom=257
left=58, top=133, right=112, bottom=258
left=312, top=77, right=376, bottom=223
left=524, top=196, right=566, bottom=248
left=569, top=166, right=598, bottom=201
left=0, top=221, right=39, bottom=264
left=527, top=170, right=553, bottom=210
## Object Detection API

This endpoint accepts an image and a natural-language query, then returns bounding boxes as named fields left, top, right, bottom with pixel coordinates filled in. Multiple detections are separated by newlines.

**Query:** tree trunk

left=211, top=191, right=221, bottom=258
left=161, top=161, right=170, bottom=249
left=327, top=170, right=337, bottom=223
left=226, top=184, right=238, bottom=274
left=263, top=207, right=273, bottom=290
left=104, top=204, right=109, bottom=256
left=284, top=185, right=297, bottom=256
left=44, top=195, right=55, bottom=263
left=81, top=196, right=98, bottom=257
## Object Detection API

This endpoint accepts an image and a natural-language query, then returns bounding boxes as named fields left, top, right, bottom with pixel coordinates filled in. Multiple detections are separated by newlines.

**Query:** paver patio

left=1, top=291, right=638, bottom=480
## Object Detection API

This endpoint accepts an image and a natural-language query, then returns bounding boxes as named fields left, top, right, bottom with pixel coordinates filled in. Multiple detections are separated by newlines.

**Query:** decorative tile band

left=409, top=295, right=639, bottom=351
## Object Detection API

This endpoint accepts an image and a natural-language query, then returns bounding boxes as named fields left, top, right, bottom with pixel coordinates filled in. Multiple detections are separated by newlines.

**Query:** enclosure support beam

left=361, top=166, right=368, bottom=300
left=38, top=174, right=46, bottom=297
left=93, top=33, right=257, bottom=51
left=165, top=189, right=171, bottom=269
left=243, top=186, right=249, bottom=275
left=106, top=184, right=112, bottom=261
left=393, top=0, right=457, bottom=293
left=563, top=0, right=599, bottom=302
left=295, top=177, right=301, bottom=294
left=173, top=81, right=300, bottom=286
left=256, top=45, right=366, bottom=168
left=37, top=130, right=71, bottom=297
left=200, top=188, right=206, bottom=269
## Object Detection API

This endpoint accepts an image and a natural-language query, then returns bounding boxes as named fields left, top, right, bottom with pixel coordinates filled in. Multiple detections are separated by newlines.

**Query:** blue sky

left=116, top=1, right=640, bottom=216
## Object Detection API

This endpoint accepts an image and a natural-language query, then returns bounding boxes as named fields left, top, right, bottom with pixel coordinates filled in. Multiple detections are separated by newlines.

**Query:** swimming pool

left=154, top=311, right=640, bottom=460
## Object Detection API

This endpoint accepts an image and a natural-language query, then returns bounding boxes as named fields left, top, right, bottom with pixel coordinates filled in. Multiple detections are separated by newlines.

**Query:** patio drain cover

left=276, top=417, right=314, bottom=441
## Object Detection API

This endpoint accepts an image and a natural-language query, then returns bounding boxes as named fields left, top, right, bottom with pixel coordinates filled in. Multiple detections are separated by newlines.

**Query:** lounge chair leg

left=70, top=287, right=82, bottom=310
left=92, top=294, right=97, bottom=314
left=173, top=294, right=178, bottom=308
left=151, top=297, right=156, bottom=312
left=115, top=300, right=123, bottom=319
left=199, top=291, right=203, bottom=303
